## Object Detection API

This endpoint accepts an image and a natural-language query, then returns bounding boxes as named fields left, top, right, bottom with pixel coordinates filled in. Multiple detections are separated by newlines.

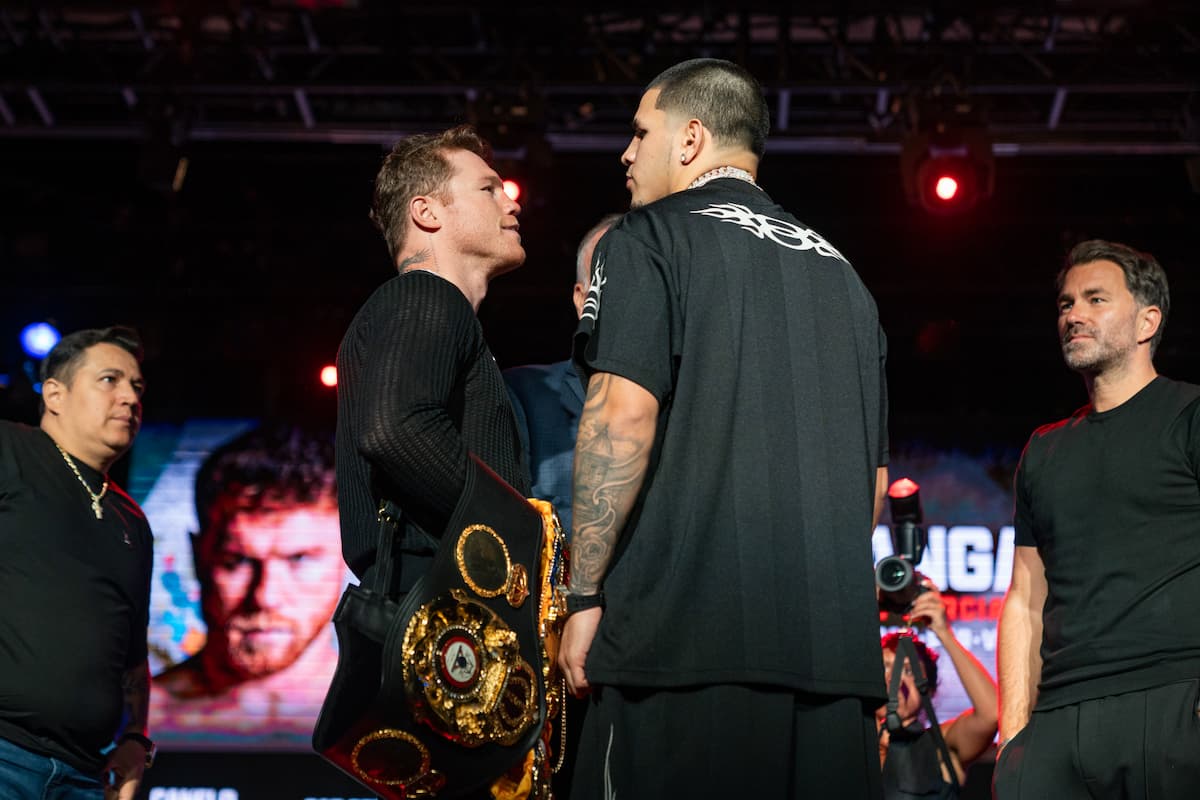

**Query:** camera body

left=876, top=478, right=929, bottom=616
left=875, top=557, right=930, bottom=616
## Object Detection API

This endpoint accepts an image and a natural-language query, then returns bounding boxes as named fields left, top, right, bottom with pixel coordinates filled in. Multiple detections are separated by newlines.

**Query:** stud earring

left=680, top=153, right=687, bottom=163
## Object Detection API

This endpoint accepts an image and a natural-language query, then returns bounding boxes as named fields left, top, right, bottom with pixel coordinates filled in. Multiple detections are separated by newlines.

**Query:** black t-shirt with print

left=575, top=177, right=889, bottom=699
left=0, top=421, right=152, bottom=774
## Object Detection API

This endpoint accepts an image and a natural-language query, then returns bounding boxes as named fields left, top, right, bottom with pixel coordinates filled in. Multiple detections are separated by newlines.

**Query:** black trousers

left=570, top=684, right=883, bottom=800
left=993, top=678, right=1200, bottom=799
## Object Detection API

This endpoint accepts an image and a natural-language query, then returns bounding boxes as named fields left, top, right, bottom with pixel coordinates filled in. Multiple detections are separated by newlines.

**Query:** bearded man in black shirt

left=559, top=59, right=890, bottom=799
left=0, top=326, right=154, bottom=800
left=995, top=240, right=1200, bottom=799
left=322, top=126, right=536, bottom=799
left=335, top=123, right=530, bottom=595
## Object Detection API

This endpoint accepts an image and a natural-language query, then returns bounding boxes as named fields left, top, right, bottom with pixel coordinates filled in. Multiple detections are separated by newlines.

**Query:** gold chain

left=553, top=674, right=568, bottom=774
left=52, top=441, right=109, bottom=520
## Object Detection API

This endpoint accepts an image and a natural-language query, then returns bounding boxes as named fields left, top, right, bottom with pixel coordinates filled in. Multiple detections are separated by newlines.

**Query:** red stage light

left=934, top=175, right=959, bottom=201
left=899, top=122, right=994, bottom=215
left=888, top=477, right=920, bottom=499
left=502, top=179, right=521, bottom=202
left=320, top=365, right=337, bottom=387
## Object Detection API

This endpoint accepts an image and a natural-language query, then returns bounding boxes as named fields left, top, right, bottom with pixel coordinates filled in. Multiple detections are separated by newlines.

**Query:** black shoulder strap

left=369, top=500, right=403, bottom=595
left=886, top=634, right=961, bottom=794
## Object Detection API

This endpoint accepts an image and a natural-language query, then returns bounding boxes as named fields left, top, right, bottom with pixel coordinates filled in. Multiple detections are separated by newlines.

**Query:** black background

left=3, top=139, right=1197, bottom=453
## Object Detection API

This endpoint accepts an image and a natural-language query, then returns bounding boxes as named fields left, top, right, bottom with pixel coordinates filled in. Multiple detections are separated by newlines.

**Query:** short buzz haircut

left=370, top=124, right=492, bottom=263
left=647, top=58, right=771, bottom=159
left=575, top=213, right=623, bottom=286
left=40, top=326, right=144, bottom=386
left=1058, top=239, right=1170, bottom=357
left=881, top=632, right=940, bottom=697
left=193, top=426, right=337, bottom=550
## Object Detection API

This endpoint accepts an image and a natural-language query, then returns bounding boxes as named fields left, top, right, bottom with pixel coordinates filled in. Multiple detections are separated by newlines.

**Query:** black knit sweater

left=335, top=270, right=529, bottom=580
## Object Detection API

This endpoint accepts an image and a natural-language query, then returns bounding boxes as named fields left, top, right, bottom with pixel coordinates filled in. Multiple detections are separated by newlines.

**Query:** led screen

left=130, top=420, right=348, bottom=751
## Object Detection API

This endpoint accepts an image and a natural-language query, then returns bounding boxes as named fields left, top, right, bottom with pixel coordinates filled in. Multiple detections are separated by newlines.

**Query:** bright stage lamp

left=900, top=123, right=994, bottom=215
left=934, top=175, right=959, bottom=201
left=21, top=322, right=61, bottom=358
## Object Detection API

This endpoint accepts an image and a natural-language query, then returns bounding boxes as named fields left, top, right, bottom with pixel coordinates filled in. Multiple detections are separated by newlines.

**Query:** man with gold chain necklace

left=0, top=327, right=154, bottom=800
left=559, top=59, right=890, bottom=798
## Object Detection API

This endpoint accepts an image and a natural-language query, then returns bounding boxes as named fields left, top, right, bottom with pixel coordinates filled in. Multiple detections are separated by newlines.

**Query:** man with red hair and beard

left=151, top=426, right=345, bottom=743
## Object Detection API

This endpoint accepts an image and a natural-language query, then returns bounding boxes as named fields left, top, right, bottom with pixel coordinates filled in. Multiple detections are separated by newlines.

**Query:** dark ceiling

left=3, top=2, right=1199, bottom=153
left=2, top=1, right=1198, bottom=454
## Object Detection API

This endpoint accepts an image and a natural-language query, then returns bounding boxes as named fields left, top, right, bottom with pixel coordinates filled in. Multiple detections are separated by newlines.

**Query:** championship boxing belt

left=314, top=455, right=567, bottom=799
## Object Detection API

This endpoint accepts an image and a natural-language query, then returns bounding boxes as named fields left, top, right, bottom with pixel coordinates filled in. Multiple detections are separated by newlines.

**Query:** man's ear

left=1138, top=305, right=1163, bottom=346
left=410, top=195, right=442, bottom=233
left=41, top=377, right=65, bottom=415
left=679, top=118, right=704, bottom=164
left=573, top=282, right=587, bottom=319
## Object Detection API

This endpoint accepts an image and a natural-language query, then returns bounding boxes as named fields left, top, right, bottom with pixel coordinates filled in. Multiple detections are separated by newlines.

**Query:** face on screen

left=198, top=498, right=343, bottom=680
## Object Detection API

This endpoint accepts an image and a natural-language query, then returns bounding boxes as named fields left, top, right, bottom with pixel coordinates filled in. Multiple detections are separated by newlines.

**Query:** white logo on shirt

left=581, top=254, right=607, bottom=322
left=691, top=202, right=849, bottom=264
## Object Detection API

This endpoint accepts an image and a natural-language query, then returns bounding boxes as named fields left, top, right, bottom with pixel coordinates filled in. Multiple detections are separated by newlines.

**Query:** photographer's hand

left=905, top=581, right=950, bottom=637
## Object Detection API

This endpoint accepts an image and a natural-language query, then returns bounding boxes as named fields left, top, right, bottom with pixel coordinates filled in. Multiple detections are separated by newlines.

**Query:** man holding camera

left=995, top=240, right=1200, bottom=798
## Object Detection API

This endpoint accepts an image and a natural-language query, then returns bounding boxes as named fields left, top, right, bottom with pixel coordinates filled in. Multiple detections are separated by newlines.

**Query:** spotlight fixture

left=20, top=322, right=61, bottom=359
left=900, top=106, right=995, bottom=214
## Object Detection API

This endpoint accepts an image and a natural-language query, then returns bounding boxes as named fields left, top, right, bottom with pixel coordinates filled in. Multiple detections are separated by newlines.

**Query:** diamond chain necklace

left=687, top=166, right=759, bottom=190
left=52, top=440, right=109, bottom=520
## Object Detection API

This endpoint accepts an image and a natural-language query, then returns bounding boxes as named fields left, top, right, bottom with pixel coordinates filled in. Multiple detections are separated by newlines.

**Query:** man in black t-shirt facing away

left=559, top=59, right=890, bottom=799
left=995, top=241, right=1200, bottom=799
left=0, top=327, right=154, bottom=800
left=335, top=123, right=530, bottom=592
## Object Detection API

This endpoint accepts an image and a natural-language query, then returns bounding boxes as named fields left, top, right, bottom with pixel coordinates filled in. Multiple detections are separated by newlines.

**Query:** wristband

left=565, top=591, right=606, bottom=616
left=118, top=732, right=156, bottom=768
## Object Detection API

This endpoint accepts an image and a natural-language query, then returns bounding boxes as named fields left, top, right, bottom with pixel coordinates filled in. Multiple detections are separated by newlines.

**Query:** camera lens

left=875, top=556, right=913, bottom=593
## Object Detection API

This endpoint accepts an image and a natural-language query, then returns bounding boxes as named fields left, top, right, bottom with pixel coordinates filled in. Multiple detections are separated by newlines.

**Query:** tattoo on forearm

left=122, top=661, right=151, bottom=733
left=570, top=374, right=654, bottom=594
left=397, top=249, right=431, bottom=272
